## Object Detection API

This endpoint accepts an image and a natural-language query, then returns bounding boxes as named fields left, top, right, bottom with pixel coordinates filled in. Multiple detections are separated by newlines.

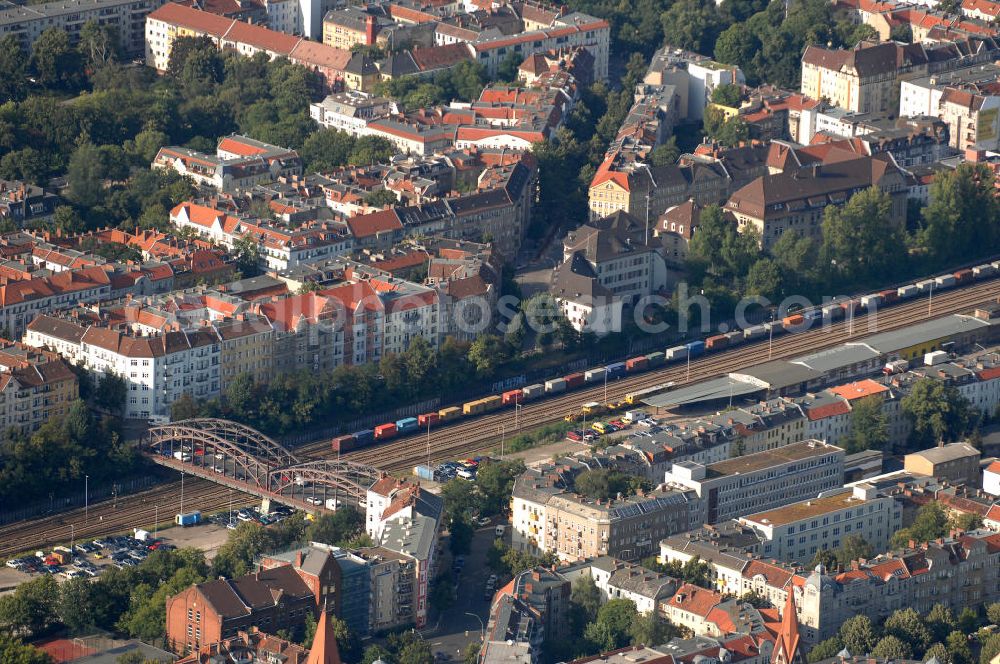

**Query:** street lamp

left=84, top=475, right=89, bottom=524
left=465, top=612, right=485, bottom=642
left=514, top=403, right=522, bottom=431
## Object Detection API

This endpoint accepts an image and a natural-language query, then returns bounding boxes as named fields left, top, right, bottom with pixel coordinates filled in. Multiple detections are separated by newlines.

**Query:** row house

left=0, top=265, right=112, bottom=339
left=0, top=180, right=59, bottom=227
left=0, top=342, right=78, bottom=439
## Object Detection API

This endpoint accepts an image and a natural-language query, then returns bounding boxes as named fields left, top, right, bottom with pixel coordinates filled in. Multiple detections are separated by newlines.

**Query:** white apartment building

left=310, top=92, right=397, bottom=136
left=737, top=485, right=902, bottom=563
left=664, top=440, right=846, bottom=524
left=0, top=0, right=163, bottom=54
left=26, top=317, right=221, bottom=421
left=899, top=64, right=1000, bottom=151
left=0, top=266, right=112, bottom=339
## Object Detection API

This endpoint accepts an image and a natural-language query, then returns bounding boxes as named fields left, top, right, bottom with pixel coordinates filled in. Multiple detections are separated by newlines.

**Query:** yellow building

left=0, top=344, right=79, bottom=437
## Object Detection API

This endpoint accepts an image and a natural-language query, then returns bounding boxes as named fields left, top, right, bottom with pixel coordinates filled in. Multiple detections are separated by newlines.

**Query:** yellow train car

left=463, top=399, right=486, bottom=416
left=481, top=395, right=503, bottom=412
left=625, top=382, right=674, bottom=405
left=438, top=406, right=461, bottom=421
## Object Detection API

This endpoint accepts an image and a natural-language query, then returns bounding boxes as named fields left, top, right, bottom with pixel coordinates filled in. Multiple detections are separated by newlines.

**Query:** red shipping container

left=502, top=389, right=523, bottom=405
left=332, top=435, right=357, bottom=453
left=374, top=423, right=397, bottom=439
left=417, top=412, right=440, bottom=427
left=625, top=356, right=649, bottom=371
left=564, top=372, right=585, bottom=389
left=705, top=334, right=729, bottom=350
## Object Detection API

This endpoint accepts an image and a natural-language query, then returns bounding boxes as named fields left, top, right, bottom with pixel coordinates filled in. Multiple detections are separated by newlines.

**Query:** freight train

left=330, top=262, right=1000, bottom=454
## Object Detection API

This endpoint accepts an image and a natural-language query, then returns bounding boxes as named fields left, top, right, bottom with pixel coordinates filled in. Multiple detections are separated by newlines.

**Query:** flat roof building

left=665, top=440, right=846, bottom=523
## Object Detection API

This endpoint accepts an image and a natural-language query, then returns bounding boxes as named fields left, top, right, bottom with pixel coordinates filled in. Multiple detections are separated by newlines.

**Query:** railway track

left=1, top=280, right=997, bottom=557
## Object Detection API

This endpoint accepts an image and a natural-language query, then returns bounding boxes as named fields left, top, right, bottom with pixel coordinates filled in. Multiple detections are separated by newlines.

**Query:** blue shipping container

left=354, top=429, right=375, bottom=444
left=396, top=417, right=419, bottom=432
left=605, top=362, right=626, bottom=378
left=175, top=511, right=201, bottom=526
left=685, top=340, right=705, bottom=357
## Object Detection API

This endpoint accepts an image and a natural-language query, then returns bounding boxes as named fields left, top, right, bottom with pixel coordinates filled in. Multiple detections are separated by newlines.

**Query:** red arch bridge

left=143, top=419, right=380, bottom=512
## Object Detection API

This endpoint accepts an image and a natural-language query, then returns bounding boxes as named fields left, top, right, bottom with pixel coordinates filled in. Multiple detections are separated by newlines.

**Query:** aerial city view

left=4, top=0, right=1000, bottom=661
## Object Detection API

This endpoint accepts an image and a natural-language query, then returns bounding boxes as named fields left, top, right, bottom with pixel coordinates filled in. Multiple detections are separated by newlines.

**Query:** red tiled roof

left=346, top=209, right=402, bottom=238
left=222, top=20, right=301, bottom=54
left=829, top=379, right=889, bottom=401
left=804, top=400, right=850, bottom=421
left=666, top=583, right=722, bottom=618
left=147, top=2, right=234, bottom=36
left=743, top=560, right=794, bottom=588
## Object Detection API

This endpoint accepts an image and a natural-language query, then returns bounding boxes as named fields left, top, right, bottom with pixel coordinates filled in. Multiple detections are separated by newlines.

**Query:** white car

left=305, top=497, right=323, bottom=506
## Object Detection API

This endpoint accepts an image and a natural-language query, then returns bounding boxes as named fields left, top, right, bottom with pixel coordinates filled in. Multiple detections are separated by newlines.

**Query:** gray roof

left=643, top=376, right=762, bottom=408
left=379, top=514, right=437, bottom=561
left=906, top=442, right=979, bottom=464
left=792, top=343, right=880, bottom=373
left=730, top=360, right=823, bottom=390
left=857, top=314, right=990, bottom=354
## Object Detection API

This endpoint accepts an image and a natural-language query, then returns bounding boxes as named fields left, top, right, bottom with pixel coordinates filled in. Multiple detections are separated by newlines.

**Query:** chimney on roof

left=296, top=550, right=304, bottom=568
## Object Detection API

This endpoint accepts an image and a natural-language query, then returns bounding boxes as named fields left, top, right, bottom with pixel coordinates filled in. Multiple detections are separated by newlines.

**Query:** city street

left=422, top=524, right=499, bottom=661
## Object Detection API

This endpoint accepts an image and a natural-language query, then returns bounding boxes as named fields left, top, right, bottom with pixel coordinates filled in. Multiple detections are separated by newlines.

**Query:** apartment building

left=0, top=0, right=163, bottom=54
left=560, top=211, right=667, bottom=304
left=643, top=46, right=745, bottom=122
left=482, top=567, right=571, bottom=664
left=0, top=342, right=78, bottom=438
left=800, top=39, right=999, bottom=115
left=153, top=136, right=303, bottom=192
left=25, top=315, right=220, bottom=421
left=737, top=485, right=902, bottom=563
left=354, top=546, right=417, bottom=633
left=321, top=6, right=387, bottom=49
left=469, top=13, right=609, bottom=79
left=310, top=92, right=397, bottom=136
left=557, top=557, right=678, bottom=615
left=899, top=63, right=1000, bottom=151
left=711, top=399, right=806, bottom=455
left=664, top=440, right=846, bottom=524
left=0, top=180, right=59, bottom=227
left=511, top=463, right=703, bottom=562
left=724, top=151, right=907, bottom=250
left=0, top=265, right=112, bottom=339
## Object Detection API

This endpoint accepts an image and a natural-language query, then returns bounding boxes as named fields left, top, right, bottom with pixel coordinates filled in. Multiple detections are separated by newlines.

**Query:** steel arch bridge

left=143, top=418, right=381, bottom=510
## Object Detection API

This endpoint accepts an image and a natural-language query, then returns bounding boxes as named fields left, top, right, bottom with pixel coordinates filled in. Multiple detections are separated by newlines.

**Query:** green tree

left=843, top=395, right=889, bottom=453
left=449, top=516, right=474, bottom=557
left=927, top=643, right=951, bottom=664
left=883, top=608, right=933, bottom=652
left=78, top=20, right=120, bottom=72
left=821, top=187, right=906, bottom=288
left=902, top=378, right=976, bottom=448
left=571, top=576, right=603, bottom=626
left=648, top=137, right=679, bottom=167
left=926, top=604, right=957, bottom=644
left=987, top=603, right=1000, bottom=626
left=629, top=611, right=680, bottom=647
left=398, top=639, right=434, bottom=664
left=349, top=136, right=395, bottom=166
left=980, top=634, right=1000, bottom=664
left=839, top=615, right=877, bottom=656
left=946, top=630, right=973, bottom=664
left=94, top=371, right=127, bottom=413
left=467, top=334, right=508, bottom=378
left=0, top=635, right=52, bottom=664
left=894, top=502, right=949, bottom=548
left=57, top=577, right=98, bottom=634
left=179, top=46, right=224, bottom=96
left=711, top=83, right=743, bottom=107
left=0, top=35, right=28, bottom=103
left=475, top=460, right=524, bottom=516
left=232, top=235, right=262, bottom=277
left=585, top=599, right=639, bottom=651
left=31, top=28, right=82, bottom=89
left=304, top=506, right=363, bottom=545
left=0, top=575, right=59, bottom=637
left=745, top=258, right=783, bottom=300
left=872, top=635, right=912, bottom=660
left=496, top=51, right=522, bottom=82
left=661, top=0, right=724, bottom=54
left=363, top=645, right=392, bottom=664
left=170, top=393, right=201, bottom=421
left=52, top=205, right=85, bottom=233
left=300, top=128, right=356, bottom=173
left=703, top=106, right=748, bottom=146
left=67, top=142, right=106, bottom=208
left=919, top=162, right=1000, bottom=267
left=807, top=637, right=844, bottom=663
left=365, top=189, right=397, bottom=208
